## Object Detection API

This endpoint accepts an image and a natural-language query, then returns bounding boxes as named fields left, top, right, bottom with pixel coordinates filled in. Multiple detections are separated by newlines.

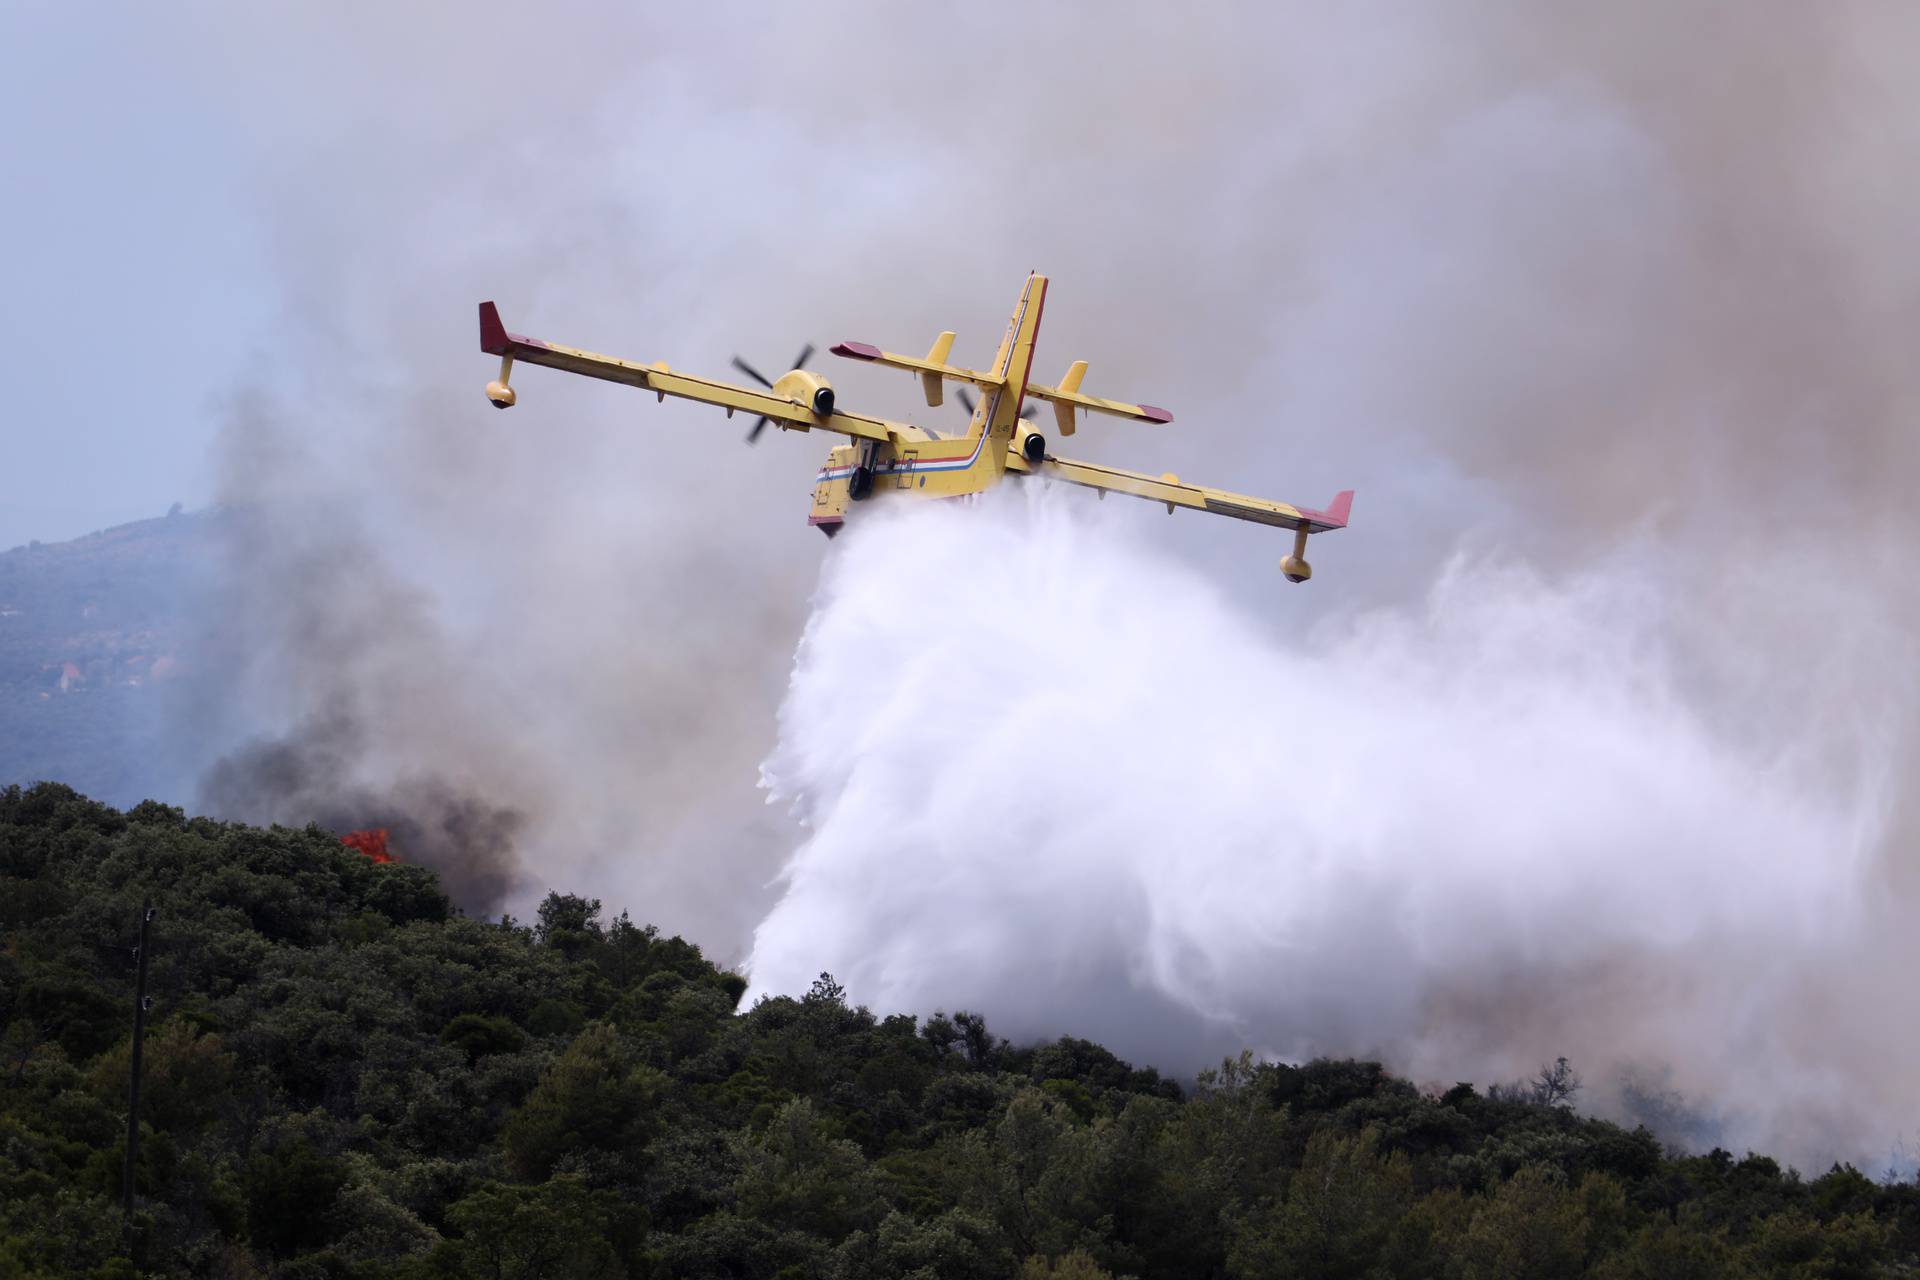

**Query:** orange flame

left=342, top=828, right=396, bottom=864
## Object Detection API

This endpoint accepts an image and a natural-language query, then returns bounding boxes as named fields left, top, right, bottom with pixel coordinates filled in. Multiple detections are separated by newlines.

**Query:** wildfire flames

left=341, top=828, right=396, bottom=864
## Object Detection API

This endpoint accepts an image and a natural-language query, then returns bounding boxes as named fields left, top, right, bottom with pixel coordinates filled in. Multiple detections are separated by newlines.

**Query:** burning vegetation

left=340, top=827, right=395, bottom=864
left=196, top=704, right=525, bottom=913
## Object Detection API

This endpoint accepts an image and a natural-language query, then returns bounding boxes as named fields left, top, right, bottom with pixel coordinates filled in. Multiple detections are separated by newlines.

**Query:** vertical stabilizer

left=964, top=274, right=1047, bottom=479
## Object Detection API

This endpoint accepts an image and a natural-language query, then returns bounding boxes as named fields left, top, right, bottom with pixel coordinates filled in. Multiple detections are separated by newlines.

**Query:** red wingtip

left=830, top=341, right=882, bottom=361
left=479, top=301, right=510, bottom=355
left=1321, top=489, right=1355, bottom=528
left=1138, top=404, right=1174, bottom=423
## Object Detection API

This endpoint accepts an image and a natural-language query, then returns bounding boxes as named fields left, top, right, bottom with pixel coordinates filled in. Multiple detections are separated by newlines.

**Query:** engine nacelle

left=772, top=369, right=836, bottom=419
left=1018, top=427, right=1046, bottom=463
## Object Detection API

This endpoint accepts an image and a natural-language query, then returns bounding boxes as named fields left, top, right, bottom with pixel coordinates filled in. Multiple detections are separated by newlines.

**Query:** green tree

left=440, top=1176, right=628, bottom=1280
left=533, top=892, right=605, bottom=966
left=1228, top=1126, right=1413, bottom=1279
left=85, top=1018, right=235, bottom=1136
left=503, top=1023, right=664, bottom=1181
left=1594, top=1217, right=1737, bottom=1280
left=838, top=1208, right=1014, bottom=1280
left=1741, top=1208, right=1891, bottom=1279
left=1020, top=1250, right=1116, bottom=1279
left=1458, top=1164, right=1591, bottom=1280
left=735, top=1098, right=885, bottom=1240
left=440, top=1012, right=529, bottom=1063
left=246, top=1135, right=349, bottom=1258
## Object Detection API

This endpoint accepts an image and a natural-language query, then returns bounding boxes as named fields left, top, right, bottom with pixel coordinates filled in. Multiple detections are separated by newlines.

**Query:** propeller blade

left=792, top=343, right=815, bottom=372
left=731, top=356, right=773, bottom=388
left=951, top=388, right=1034, bottom=418
left=746, top=415, right=769, bottom=443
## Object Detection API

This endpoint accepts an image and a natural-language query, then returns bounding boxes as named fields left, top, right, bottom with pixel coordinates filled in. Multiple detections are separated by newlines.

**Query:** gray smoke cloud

left=136, top=2, right=1920, bottom=1166
left=179, top=482, right=537, bottom=914
left=199, top=702, right=526, bottom=914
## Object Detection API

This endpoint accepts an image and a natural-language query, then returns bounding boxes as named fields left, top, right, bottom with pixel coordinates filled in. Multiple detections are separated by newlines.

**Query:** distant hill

left=0, top=508, right=220, bottom=804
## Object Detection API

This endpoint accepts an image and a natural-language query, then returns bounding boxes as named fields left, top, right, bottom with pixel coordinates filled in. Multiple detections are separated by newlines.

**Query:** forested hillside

left=3, top=783, right=1915, bottom=1278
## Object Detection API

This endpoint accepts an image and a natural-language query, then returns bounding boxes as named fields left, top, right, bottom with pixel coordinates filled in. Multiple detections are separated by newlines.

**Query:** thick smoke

left=102, top=2, right=1920, bottom=1165
left=200, top=703, right=525, bottom=914
left=181, top=486, right=539, bottom=915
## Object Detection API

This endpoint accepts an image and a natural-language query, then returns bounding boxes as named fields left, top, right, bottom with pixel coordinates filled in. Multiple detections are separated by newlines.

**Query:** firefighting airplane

left=478, top=274, right=1352, bottom=581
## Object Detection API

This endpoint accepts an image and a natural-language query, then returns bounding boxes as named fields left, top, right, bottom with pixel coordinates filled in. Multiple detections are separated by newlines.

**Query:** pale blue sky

left=1, top=4, right=280, bottom=548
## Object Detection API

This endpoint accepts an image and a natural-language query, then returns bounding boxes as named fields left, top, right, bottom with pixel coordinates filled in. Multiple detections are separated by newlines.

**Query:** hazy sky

left=2, top=4, right=273, bottom=547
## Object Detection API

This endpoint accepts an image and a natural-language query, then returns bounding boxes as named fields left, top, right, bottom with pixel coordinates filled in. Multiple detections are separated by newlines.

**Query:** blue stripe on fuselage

left=816, top=391, right=1003, bottom=483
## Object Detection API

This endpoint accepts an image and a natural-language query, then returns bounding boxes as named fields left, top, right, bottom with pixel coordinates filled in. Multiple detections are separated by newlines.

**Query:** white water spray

left=747, top=486, right=1889, bottom=1164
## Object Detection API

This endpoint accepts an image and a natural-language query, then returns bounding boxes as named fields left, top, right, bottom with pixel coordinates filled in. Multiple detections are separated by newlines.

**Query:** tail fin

left=964, top=274, right=1046, bottom=471
left=990, top=274, right=1047, bottom=398
left=910, top=276, right=1048, bottom=493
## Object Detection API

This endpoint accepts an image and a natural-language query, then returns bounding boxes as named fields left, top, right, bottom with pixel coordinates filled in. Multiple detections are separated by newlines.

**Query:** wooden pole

left=122, top=900, right=154, bottom=1217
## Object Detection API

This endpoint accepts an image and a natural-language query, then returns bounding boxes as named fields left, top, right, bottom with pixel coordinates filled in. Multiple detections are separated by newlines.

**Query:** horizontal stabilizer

left=1024, top=360, right=1171, bottom=431
left=829, top=340, right=999, bottom=390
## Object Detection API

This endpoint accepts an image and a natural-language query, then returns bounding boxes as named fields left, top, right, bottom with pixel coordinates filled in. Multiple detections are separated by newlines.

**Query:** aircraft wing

left=480, top=302, right=894, bottom=444
left=1005, top=450, right=1353, bottom=533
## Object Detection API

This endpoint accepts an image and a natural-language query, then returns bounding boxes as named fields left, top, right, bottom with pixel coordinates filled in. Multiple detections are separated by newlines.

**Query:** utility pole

left=122, top=899, right=155, bottom=1218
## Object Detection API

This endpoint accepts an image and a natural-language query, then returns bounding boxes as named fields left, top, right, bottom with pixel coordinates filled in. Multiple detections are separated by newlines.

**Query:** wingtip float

left=475, top=277, right=1353, bottom=582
